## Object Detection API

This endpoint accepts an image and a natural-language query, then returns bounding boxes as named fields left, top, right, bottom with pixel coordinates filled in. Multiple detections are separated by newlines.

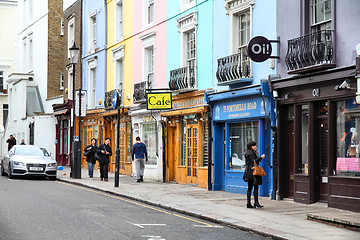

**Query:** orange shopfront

left=161, top=90, right=211, bottom=189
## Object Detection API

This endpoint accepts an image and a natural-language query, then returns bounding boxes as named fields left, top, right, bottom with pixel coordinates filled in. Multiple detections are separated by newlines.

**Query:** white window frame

left=67, top=65, right=73, bottom=100
left=0, top=67, right=7, bottom=93
left=180, top=0, right=196, bottom=13
left=87, top=58, right=97, bottom=109
left=68, top=17, right=75, bottom=58
left=22, top=37, right=27, bottom=72
left=140, top=32, right=156, bottom=89
left=143, top=0, right=155, bottom=28
left=28, top=33, right=33, bottom=72
left=177, top=12, right=197, bottom=68
left=112, top=45, right=125, bottom=93
left=88, top=12, right=97, bottom=52
left=115, top=0, right=124, bottom=42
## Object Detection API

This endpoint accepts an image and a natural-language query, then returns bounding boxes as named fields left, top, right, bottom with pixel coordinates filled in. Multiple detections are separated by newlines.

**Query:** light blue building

left=206, top=0, right=277, bottom=198
left=82, top=0, right=107, bottom=110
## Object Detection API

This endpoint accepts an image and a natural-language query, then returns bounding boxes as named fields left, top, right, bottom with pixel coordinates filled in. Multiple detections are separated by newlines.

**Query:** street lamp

left=69, top=42, right=81, bottom=179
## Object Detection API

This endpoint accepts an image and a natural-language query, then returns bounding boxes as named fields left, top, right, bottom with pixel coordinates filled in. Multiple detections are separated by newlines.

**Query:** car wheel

left=8, top=164, right=13, bottom=179
left=0, top=162, right=6, bottom=176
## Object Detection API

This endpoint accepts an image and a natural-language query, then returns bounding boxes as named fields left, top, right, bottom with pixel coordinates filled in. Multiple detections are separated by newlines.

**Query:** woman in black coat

left=244, top=140, right=265, bottom=208
left=85, top=138, right=98, bottom=178
left=97, top=138, right=112, bottom=182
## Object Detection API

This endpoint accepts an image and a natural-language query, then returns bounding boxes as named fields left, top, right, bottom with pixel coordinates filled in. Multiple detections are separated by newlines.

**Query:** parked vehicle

left=1, top=145, right=57, bottom=180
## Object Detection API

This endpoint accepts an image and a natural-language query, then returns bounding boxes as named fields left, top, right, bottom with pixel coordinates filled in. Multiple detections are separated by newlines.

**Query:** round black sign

left=247, top=36, right=272, bottom=62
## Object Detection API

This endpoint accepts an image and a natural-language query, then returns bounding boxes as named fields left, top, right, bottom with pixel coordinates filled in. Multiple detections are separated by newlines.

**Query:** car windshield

left=14, top=147, right=45, bottom=156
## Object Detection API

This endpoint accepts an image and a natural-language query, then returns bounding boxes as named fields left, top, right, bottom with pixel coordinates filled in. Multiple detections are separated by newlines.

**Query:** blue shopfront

left=206, top=81, right=275, bottom=197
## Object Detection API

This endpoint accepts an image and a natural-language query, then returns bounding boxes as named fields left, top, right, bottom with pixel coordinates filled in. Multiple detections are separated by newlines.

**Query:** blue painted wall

left=82, top=0, right=107, bottom=109
left=166, top=0, right=213, bottom=90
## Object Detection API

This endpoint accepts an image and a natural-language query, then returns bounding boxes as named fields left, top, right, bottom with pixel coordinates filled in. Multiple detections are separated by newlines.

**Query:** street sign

left=75, top=90, right=86, bottom=117
left=247, top=36, right=272, bottom=62
left=112, top=90, right=121, bottom=109
left=146, top=92, right=172, bottom=110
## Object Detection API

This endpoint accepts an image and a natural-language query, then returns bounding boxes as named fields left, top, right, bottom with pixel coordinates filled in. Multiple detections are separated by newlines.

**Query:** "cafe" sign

left=146, top=92, right=172, bottom=110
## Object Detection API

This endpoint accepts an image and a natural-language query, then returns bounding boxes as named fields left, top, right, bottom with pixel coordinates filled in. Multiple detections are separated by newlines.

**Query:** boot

left=246, top=190, right=254, bottom=208
left=140, top=176, right=144, bottom=182
left=254, top=189, right=263, bottom=208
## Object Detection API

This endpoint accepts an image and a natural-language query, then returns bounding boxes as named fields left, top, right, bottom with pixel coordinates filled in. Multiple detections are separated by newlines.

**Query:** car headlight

left=13, top=161, right=25, bottom=166
left=47, top=163, right=56, bottom=168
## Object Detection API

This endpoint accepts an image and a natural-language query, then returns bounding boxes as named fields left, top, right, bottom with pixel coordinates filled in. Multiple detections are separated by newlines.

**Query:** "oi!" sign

left=247, top=36, right=272, bottom=62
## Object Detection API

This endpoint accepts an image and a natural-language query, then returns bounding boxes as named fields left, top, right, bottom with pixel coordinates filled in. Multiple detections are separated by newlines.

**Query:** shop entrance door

left=186, top=124, right=198, bottom=184
left=318, top=118, right=329, bottom=202
left=287, top=121, right=295, bottom=198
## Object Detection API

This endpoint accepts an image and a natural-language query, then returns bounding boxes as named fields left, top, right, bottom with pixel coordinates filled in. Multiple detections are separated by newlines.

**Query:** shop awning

left=160, top=106, right=207, bottom=117
left=52, top=109, right=68, bottom=116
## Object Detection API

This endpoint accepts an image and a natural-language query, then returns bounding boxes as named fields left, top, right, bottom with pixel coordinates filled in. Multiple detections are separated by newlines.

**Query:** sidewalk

left=57, top=167, right=359, bottom=240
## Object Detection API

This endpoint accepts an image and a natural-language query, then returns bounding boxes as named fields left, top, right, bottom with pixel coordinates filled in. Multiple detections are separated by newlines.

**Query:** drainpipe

left=205, top=90, right=213, bottom=191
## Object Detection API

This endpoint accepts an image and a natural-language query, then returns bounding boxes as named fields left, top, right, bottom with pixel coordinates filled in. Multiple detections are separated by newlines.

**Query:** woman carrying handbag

left=243, top=140, right=265, bottom=208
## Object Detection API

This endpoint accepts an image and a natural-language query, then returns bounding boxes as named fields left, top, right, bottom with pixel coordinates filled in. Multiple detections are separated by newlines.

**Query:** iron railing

left=133, top=81, right=146, bottom=103
left=285, top=30, right=335, bottom=73
left=216, top=52, right=251, bottom=84
left=169, top=66, right=197, bottom=91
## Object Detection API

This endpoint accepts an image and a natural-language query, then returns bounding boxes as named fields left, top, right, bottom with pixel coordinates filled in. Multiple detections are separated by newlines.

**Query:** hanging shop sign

left=147, top=92, right=172, bottom=110
left=172, top=95, right=206, bottom=109
left=213, top=97, right=269, bottom=121
left=247, top=36, right=279, bottom=62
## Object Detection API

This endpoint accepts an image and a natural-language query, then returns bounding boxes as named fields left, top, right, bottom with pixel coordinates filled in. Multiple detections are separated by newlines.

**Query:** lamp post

left=69, top=42, right=81, bottom=179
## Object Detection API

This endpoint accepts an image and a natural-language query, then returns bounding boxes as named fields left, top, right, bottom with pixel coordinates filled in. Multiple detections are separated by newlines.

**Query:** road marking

left=141, top=236, right=166, bottom=240
left=193, top=225, right=224, bottom=228
left=129, top=222, right=167, bottom=229
left=56, top=181, right=216, bottom=227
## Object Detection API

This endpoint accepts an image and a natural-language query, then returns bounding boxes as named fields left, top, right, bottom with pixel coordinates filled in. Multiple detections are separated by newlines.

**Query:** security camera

left=273, top=90, right=279, bottom=98
left=334, top=79, right=351, bottom=91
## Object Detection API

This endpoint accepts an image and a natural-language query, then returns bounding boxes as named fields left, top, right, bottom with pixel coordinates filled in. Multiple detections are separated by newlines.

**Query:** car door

left=3, top=150, right=11, bottom=173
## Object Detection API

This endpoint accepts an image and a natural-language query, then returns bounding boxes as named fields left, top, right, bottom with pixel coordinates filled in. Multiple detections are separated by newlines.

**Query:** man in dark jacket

left=6, top=135, right=16, bottom=151
left=97, top=138, right=112, bottom=181
left=131, top=137, right=148, bottom=183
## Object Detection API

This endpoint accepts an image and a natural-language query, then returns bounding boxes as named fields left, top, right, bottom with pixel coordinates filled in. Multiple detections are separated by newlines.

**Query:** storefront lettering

left=222, top=102, right=257, bottom=113
left=147, top=92, right=172, bottom=110
left=172, top=96, right=205, bottom=109
left=148, top=96, right=171, bottom=106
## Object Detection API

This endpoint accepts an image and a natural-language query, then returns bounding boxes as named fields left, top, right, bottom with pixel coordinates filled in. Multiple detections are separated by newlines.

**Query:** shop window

left=336, top=99, right=360, bottom=176
left=201, top=117, right=208, bottom=167
left=229, top=121, right=258, bottom=170
left=299, top=105, right=309, bottom=174
left=127, top=122, right=132, bottom=162
left=143, top=122, right=157, bottom=165
left=180, top=118, right=186, bottom=166
left=287, top=105, right=295, bottom=120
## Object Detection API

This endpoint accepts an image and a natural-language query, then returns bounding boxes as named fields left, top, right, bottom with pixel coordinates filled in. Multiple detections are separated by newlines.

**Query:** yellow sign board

left=146, top=92, right=172, bottom=110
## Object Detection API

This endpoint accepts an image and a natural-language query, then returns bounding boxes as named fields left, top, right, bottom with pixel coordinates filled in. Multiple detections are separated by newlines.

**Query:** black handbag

left=83, top=150, right=90, bottom=157
left=94, top=152, right=99, bottom=160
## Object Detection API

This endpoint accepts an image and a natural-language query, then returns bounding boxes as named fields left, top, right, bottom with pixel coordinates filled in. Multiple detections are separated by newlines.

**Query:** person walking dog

left=131, top=137, right=148, bottom=183
left=97, top=138, right=112, bottom=182
left=243, top=140, right=265, bottom=208
left=84, top=138, right=98, bottom=178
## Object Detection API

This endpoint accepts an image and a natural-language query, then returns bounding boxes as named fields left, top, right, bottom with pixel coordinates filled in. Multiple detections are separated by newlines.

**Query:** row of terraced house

left=2, top=0, right=360, bottom=212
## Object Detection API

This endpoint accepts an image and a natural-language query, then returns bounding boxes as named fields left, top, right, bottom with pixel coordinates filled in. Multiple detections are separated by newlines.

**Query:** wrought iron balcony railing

left=169, top=66, right=197, bottom=91
left=285, top=30, right=335, bottom=74
left=216, top=52, right=251, bottom=85
left=133, top=81, right=146, bottom=103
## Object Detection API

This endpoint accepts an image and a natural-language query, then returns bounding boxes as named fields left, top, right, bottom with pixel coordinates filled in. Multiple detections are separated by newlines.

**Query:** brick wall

left=47, top=0, right=65, bottom=99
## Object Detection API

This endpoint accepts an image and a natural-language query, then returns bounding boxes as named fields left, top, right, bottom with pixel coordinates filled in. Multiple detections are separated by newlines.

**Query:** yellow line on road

left=56, top=181, right=214, bottom=227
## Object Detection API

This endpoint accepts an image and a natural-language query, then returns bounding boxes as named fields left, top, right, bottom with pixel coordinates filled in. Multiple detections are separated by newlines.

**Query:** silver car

left=1, top=145, right=57, bottom=180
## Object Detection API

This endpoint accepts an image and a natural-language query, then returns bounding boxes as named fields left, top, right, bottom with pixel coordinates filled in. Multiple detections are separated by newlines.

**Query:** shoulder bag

left=252, top=160, right=266, bottom=176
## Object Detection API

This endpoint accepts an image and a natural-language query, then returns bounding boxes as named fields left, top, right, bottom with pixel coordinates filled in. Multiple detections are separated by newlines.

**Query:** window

left=23, top=38, right=27, bottom=72
left=89, top=14, right=97, bottom=51
left=28, top=0, right=33, bottom=22
left=0, top=71, right=3, bottom=92
left=115, top=0, right=123, bottom=41
left=28, top=36, right=33, bottom=71
left=143, top=122, right=157, bottom=165
left=60, top=73, right=64, bottom=90
left=311, top=0, right=331, bottom=31
left=145, top=46, right=154, bottom=88
left=237, top=11, right=250, bottom=76
left=67, top=66, right=73, bottom=99
left=68, top=17, right=75, bottom=58
left=186, top=30, right=196, bottom=67
left=336, top=99, right=360, bottom=177
left=115, top=58, right=124, bottom=92
left=180, top=118, right=186, bottom=166
left=147, top=0, right=154, bottom=25
left=300, top=105, right=309, bottom=174
left=88, top=68, right=96, bottom=109
left=3, top=104, right=8, bottom=127
left=230, top=122, right=258, bottom=170
left=180, top=0, right=196, bottom=12
left=26, top=86, right=44, bottom=115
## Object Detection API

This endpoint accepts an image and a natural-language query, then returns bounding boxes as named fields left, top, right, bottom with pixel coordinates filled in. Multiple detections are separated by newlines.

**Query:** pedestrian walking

left=131, top=137, right=148, bottom=183
left=243, top=140, right=265, bottom=208
left=6, top=134, right=16, bottom=151
left=97, top=138, right=112, bottom=181
left=84, top=138, right=98, bottom=178
left=20, top=139, right=26, bottom=145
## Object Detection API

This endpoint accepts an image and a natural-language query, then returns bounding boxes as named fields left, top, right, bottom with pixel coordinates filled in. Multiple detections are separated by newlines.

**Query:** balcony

left=133, top=81, right=146, bottom=103
left=285, top=30, right=335, bottom=74
left=169, top=66, right=197, bottom=92
left=216, top=52, right=252, bottom=85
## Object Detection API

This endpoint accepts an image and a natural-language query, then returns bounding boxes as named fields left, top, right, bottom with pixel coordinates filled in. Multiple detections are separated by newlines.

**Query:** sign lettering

left=147, top=92, right=172, bottom=110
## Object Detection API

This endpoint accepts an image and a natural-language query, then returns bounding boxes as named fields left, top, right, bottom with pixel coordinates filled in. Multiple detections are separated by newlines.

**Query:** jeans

left=87, top=162, right=94, bottom=177
left=99, top=162, right=109, bottom=179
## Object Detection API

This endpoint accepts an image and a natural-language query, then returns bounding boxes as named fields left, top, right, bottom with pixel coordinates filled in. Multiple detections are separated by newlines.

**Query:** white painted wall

left=63, top=0, right=76, bottom=12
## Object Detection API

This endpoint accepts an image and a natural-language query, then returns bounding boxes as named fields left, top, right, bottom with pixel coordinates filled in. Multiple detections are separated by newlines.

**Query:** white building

left=0, top=0, right=17, bottom=157
left=4, top=0, right=63, bottom=157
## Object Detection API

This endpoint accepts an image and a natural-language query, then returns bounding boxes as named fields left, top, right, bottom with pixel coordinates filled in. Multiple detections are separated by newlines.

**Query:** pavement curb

left=57, top=177, right=289, bottom=240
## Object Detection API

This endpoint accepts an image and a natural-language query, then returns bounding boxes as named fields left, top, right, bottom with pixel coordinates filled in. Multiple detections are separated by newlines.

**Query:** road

left=0, top=176, right=268, bottom=240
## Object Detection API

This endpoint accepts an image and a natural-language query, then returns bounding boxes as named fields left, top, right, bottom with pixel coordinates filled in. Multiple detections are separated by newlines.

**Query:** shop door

left=318, top=119, right=328, bottom=202
left=287, top=121, right=295, bottom=198
left=186, top=124, right=198, bottom=184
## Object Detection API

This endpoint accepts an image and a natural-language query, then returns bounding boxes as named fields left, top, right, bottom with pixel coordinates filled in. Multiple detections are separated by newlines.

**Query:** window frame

left=115, top=0, right=124, bottom=42
left=67, top=17, right=75, bottom=58
left=88, top=13, right=97, bottom=52
left=144, top=0, right=155, bottom=28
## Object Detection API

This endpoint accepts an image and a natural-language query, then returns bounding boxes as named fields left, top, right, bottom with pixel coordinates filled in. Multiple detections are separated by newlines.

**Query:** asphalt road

left=0, top=176, right=268, bottom=240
